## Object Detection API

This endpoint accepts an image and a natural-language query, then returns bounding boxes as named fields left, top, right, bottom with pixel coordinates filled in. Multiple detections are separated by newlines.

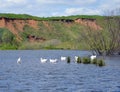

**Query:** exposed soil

left=74, top=18, right=102, bottom=30
left=0, top=18, right=38, bottom=41
left=0, top=17, right=102, bottom=41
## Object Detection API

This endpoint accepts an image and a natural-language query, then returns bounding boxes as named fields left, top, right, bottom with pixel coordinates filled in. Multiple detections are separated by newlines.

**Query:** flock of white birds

left=17, top=55, right=96, bottom=64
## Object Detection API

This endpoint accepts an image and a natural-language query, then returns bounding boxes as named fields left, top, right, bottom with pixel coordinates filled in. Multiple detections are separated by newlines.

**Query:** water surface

left=0, top=50, right=120, bottom=92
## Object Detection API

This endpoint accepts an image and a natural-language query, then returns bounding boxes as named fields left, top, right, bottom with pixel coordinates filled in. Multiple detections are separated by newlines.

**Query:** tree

left=79, top=9, right=120, bottom=55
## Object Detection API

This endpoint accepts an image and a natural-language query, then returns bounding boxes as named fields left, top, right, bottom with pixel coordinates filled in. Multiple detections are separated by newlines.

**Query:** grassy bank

left=0, top=13, right=108, bottom=50
left=0, top=13, right=104, bottom=20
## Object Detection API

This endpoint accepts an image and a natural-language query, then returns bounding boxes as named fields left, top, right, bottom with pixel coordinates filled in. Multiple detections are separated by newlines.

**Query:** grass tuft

left=77, top=56, right=82, bottom=63
left=82, top=57, right=91, bottom=64
left=91, top=58, right=97, bottom=64
left=67, top=56, right=71, bottom=63
left=97, top=59, right=105, bottom=67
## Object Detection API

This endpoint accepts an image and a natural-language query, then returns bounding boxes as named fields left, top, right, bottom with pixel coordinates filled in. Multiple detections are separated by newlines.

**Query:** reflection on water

left=0, top=50, right=120, bottom=92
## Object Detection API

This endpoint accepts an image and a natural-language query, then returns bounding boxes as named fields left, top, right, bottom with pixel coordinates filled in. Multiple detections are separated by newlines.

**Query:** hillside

left=0, top=13, right=103, bottom=50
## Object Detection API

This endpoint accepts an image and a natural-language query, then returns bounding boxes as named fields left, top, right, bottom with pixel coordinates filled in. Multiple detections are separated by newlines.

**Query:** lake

left=0, top=50, right=120, bottom=92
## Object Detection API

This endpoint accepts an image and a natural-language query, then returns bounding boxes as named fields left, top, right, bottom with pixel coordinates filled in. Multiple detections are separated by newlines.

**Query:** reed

left=67, top=56, right=71, bottom=63
left=82, top=57, right=91, bottom=64
left=97, top=59, right=105, bottom=67
left=91, top=58, right=97, bottom=64
left=77, top=56, right=82, bottom=63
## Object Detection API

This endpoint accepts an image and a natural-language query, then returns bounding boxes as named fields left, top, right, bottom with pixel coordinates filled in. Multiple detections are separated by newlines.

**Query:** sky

left=0, top=0, right=120, bottom=17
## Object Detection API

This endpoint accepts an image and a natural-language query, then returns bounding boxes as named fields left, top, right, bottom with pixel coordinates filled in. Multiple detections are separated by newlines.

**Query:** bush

left=97, top=59, right=105, bottom=67
left=91, top=58, right=97, bottom=64
left=77, top=56, right=82, bottom=63
left=67, top=56, right=71, bottom=63
left=2, top=30, right=14, bottom=43
left=0, top=28, right=15, bottom=45
left=82, top=57, right=91, bottom=64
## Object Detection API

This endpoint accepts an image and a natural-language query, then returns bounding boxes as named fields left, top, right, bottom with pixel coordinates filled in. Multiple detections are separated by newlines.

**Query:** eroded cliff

left=0, top=17, right=101, bottom=41
left=0, top=17, right=38, bottom=41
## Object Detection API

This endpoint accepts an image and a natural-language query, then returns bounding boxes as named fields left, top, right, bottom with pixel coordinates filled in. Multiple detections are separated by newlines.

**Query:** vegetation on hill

left=0, top=13, right=42, bottom=20
left=0, top=13, right=103, bottom=20
left=19, top=21, right=87, bottom=50
left=0, top=28, right=18, bottom=49
left=0, top=13, right=104, bottom=50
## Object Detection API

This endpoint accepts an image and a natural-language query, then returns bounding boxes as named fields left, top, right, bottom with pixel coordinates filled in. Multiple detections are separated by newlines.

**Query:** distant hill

left=0, top=13, right=104, bottom=50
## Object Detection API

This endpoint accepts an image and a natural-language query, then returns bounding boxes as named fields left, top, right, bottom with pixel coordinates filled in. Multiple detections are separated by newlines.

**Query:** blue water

left=0, top=50, right=120, bottom=92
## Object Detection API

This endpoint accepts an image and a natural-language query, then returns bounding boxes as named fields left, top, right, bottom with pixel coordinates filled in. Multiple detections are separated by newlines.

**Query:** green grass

left=97, top=59, right=105, bottom=67
left=18, top=21, right=88, bottom=50
left=0, top=43, right=17, bottom=50
left=91, top=58, right=97, bottom=64
left=0, top=13, right=104, bottom=21
left=82, top=57, right=91, bottom=64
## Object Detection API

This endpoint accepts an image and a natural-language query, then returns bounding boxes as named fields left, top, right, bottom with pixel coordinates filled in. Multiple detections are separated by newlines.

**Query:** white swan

left=90, top=55, right=96, bottom=61
left=40, top=58, right=47, bottom=63
left=75, top=56, right=78, bottom=61
left=61, top=56, right=66, bottom=61
left=50, top=59, right=57, bottom=63
left=17, top=57, right=21, bottom=64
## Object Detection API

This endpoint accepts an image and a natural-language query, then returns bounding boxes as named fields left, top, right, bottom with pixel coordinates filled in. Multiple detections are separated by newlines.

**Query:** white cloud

left=0, top=0, right=27, bottom=8
left=6, top=0, right=27, bottom=4
left=36, top=0, right=97, bottom=6
left=0, top=0, right=120, bottom=17
left=74, top=0, right=96, bottom=5
left=52, top=8, right=101, bottom=16
left=99, top=0, right=120, bottom=10
left=36, top=0, right=67, bottom=4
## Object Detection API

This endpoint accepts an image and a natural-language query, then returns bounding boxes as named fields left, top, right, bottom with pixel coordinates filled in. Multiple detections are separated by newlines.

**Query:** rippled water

left=0, top=50, right=120, bottom=92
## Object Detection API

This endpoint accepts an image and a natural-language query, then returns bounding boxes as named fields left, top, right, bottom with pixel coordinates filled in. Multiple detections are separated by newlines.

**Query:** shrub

left=91, top=58, right=97, bottom=64
left=2, top=30, right=14, bottom=43
left=0, top=28, right=15, bottom=44
left=67, top=56, right=71, bottom=63
left=77, top=56, right=82, bottom=63
left=82, top=57, right=91, bottom=64
left=97, top=59, right=105, bottom=67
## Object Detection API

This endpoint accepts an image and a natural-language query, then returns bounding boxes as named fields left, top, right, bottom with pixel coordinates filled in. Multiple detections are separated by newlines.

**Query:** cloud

left=0, top=0, right=120, bottom=17
left=0, top=0, right=27, bottom=8
left=98, top=0, right=120, bottom=10
left=52, top=8, right=101, bottom=16
left=36, top=0, right=65, bottom=4
left=74, top=0, right=97, bottom=5
left=6, top=0, right=27, bottom=4
left=36, top=0, right=97, bottom=6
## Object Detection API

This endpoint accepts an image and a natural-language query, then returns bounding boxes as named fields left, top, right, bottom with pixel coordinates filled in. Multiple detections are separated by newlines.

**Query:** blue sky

left=0, top=0, right=120, bottom=17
